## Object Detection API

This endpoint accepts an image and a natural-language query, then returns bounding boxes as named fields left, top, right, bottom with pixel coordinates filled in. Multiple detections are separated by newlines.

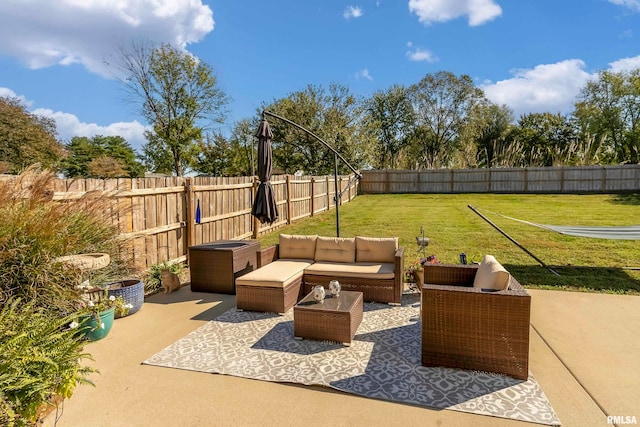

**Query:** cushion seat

left=235, top=259, right=313, bottom=288
left=304, top=261, right=395, bottom=280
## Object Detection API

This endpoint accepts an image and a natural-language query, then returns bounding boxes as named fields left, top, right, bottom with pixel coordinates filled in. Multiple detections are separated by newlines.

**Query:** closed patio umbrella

left=251, top=117, right=279, bottom=224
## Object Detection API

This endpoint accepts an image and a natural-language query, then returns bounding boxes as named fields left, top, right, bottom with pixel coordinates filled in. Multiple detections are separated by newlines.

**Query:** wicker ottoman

left=235, top=259, right=311, bottom=314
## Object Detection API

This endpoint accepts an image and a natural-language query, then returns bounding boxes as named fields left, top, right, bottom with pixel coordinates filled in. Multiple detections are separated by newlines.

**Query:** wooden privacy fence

left=360, top=165, right=640, bottom=194
left=50, top=174, right=359, bottom=270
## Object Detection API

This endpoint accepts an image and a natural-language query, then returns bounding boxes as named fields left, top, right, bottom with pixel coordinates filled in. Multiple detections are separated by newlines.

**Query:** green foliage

left=365, top=84, right=415, bottom=169
left=463, top=101, right=514, bottom=168
left=0, top=97, right=65, bottom=174
left=265, top=83, right=372, bottom=175
left=0, top=298, right=96, bottom=424
left=195, top=119, right=257, bottom=177
left=144, top=262, right=184, bottom=294
left=574, top=69, right=640, bottom=164
left=408, top=71, right=486, bottom=168
left=75, top=290, right=130, bottom=328
left=118, top=41, right=230, bottom=176
left=62, top=135, right=145, bottom=178
left=0, top=168, right=133, bottom=314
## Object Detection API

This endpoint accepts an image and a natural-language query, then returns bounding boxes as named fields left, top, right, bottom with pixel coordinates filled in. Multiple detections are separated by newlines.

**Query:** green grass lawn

left=257, top=193, right=640, bottom=295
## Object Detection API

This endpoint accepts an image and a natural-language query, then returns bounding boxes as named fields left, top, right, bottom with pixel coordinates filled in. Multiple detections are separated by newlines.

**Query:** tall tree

left=463, top=101, right=514, bottom=168
left=194, top=119, right=256, bottom=176
left=265, top=84, right=370, bottom=175
left=574, top=68, right=640, bottom=163
left=365, top=84, right=415, bottom=169
left=62, top=135, right=144, bottom=178
left=408, top=71, right=485, bottom=168
left=513, top=112, right=578, bottom=166
left=117, top=41, right=230, bottom=176
left=0, top=97, right=65, bottom=173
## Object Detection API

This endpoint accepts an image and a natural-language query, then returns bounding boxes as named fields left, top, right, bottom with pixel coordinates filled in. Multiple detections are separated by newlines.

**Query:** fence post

left=184, top=177, right=195, bottom=262
left=310, top=177, right=315, bottom=217
left=252, top=176, right=259, bottom=239
left=286, top=175, right=292, bottom=224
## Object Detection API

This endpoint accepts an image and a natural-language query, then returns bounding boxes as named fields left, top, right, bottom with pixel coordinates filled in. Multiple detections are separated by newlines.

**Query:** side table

left=189, top=240, right=260, bottom=294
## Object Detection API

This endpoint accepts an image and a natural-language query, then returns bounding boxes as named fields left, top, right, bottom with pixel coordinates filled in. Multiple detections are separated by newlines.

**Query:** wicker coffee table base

left=293, top=291, right=363, bottom=345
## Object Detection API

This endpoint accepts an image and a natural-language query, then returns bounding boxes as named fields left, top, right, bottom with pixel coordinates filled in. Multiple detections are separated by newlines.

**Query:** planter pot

left=78, top=307, right=115, bottom=341
left=106, top=279, right=144, bottom=317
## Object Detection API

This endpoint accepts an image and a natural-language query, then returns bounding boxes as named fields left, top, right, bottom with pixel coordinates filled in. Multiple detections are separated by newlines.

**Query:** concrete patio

left=44, top=287, right=639, bottom=427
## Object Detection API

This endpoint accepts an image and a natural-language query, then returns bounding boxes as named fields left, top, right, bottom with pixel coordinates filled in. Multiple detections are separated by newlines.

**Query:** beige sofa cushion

left=279, top=234, right=317, bottom=260
left=473, top=255, right=510, bottom=290
left=355, top=236, right=398, bottom=263
left=314, top=237, right=356, bottom=263
left=305, top=262, right=395, bottom=280
left=236, top=259, right=313, bottom=288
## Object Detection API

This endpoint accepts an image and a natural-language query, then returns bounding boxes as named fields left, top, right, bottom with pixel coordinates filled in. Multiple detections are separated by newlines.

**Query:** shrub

left=0, top=167, right=134, bottom=315
left=0, top=298, right=96, bottom=425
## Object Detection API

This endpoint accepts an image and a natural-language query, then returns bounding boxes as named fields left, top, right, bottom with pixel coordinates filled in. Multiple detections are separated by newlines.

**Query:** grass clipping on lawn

left=257, top=193, right=640, bottom=294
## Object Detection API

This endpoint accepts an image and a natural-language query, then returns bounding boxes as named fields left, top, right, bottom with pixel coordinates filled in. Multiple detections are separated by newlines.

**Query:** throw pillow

left=473, top=254, right=510, bottom=290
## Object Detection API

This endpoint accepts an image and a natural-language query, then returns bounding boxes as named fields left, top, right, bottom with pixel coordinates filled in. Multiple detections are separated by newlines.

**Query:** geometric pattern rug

left=143, top=294, right=560, bottom=426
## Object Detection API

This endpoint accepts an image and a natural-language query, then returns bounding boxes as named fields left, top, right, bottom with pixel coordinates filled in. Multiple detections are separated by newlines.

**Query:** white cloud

left=608, top=55, right=640, bottom=72
left=608, top=0, right=640, bottom=12
left=408, top=0, right=502, bottom=26
left=355, top=68, right=373, bottom=81
left=33, top=108, right=148, bottom=151
left=481, top=59, right=592, bottom=117
left=406, top=48, right=438, bottom=62
left=344, top=5, right=363, bottom=19
left=0, top=87, right=32, bottom=106
left=0, top=0, right=214, bottom=77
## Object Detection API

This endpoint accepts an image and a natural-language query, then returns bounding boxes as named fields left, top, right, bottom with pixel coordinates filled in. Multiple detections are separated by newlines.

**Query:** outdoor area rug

left=143, top=293, right=560, bottom=426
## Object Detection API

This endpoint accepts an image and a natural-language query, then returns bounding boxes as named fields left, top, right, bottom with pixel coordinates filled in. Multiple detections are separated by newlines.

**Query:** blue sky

left=1, top=0, right=639, bottom=153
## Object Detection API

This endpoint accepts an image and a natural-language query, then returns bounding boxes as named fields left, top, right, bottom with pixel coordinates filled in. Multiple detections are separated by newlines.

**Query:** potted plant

left=70, top=290, right=131, bottom=341
left=406, top=255, right=439, bottom=286
left=105, top=278, right=145, bottom=317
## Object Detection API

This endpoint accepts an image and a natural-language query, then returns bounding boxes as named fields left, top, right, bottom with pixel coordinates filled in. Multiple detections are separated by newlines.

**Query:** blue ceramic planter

left=106, top=279, right=144, bottom=317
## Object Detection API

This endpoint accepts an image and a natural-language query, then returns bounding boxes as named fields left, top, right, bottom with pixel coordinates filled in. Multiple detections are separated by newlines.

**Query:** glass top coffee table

left=293, top=290, right=363, bottom=346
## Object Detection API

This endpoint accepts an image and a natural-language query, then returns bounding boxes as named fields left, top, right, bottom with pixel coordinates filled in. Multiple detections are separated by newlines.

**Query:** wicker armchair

left=420, top=263, right=531, bottom=380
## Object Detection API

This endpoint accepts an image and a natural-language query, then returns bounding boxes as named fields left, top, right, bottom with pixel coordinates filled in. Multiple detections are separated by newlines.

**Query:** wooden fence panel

left=34, top=173, right=356, bottom=270
left=489, top=168, right=526, bottom=193
left=360, top=165, right=640, bottom=194
left=453, top=170, right=490, bottom=193
left=605, top=166, right=640, bottom=192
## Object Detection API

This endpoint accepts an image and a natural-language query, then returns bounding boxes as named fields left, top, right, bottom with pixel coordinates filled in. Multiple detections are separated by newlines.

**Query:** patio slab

left=44, top=287, right=636, bottom=426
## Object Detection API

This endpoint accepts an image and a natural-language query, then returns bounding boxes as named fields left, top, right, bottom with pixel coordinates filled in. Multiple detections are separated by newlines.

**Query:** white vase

left=312, top=285, right=326, bottom=303
left=329, top=280, right=341, bottom=297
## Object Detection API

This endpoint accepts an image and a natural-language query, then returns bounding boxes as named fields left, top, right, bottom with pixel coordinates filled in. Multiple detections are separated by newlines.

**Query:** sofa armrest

left=394, top=246, right=404, bottom=269
left=394, top=246, right=404, bottom=303
left=257, top=244, right=279, bottom=268
left=422, top=263, right=478, bottom=286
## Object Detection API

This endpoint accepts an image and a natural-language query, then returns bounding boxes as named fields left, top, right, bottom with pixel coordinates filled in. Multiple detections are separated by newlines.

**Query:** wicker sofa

left=420, top=258, right=531, bottom=380
left=235, top=234, right=404, bottom=313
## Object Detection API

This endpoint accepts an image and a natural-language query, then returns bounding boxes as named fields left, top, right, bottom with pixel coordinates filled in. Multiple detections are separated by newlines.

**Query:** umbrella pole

left=334, top=152, right=340, bottom=237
